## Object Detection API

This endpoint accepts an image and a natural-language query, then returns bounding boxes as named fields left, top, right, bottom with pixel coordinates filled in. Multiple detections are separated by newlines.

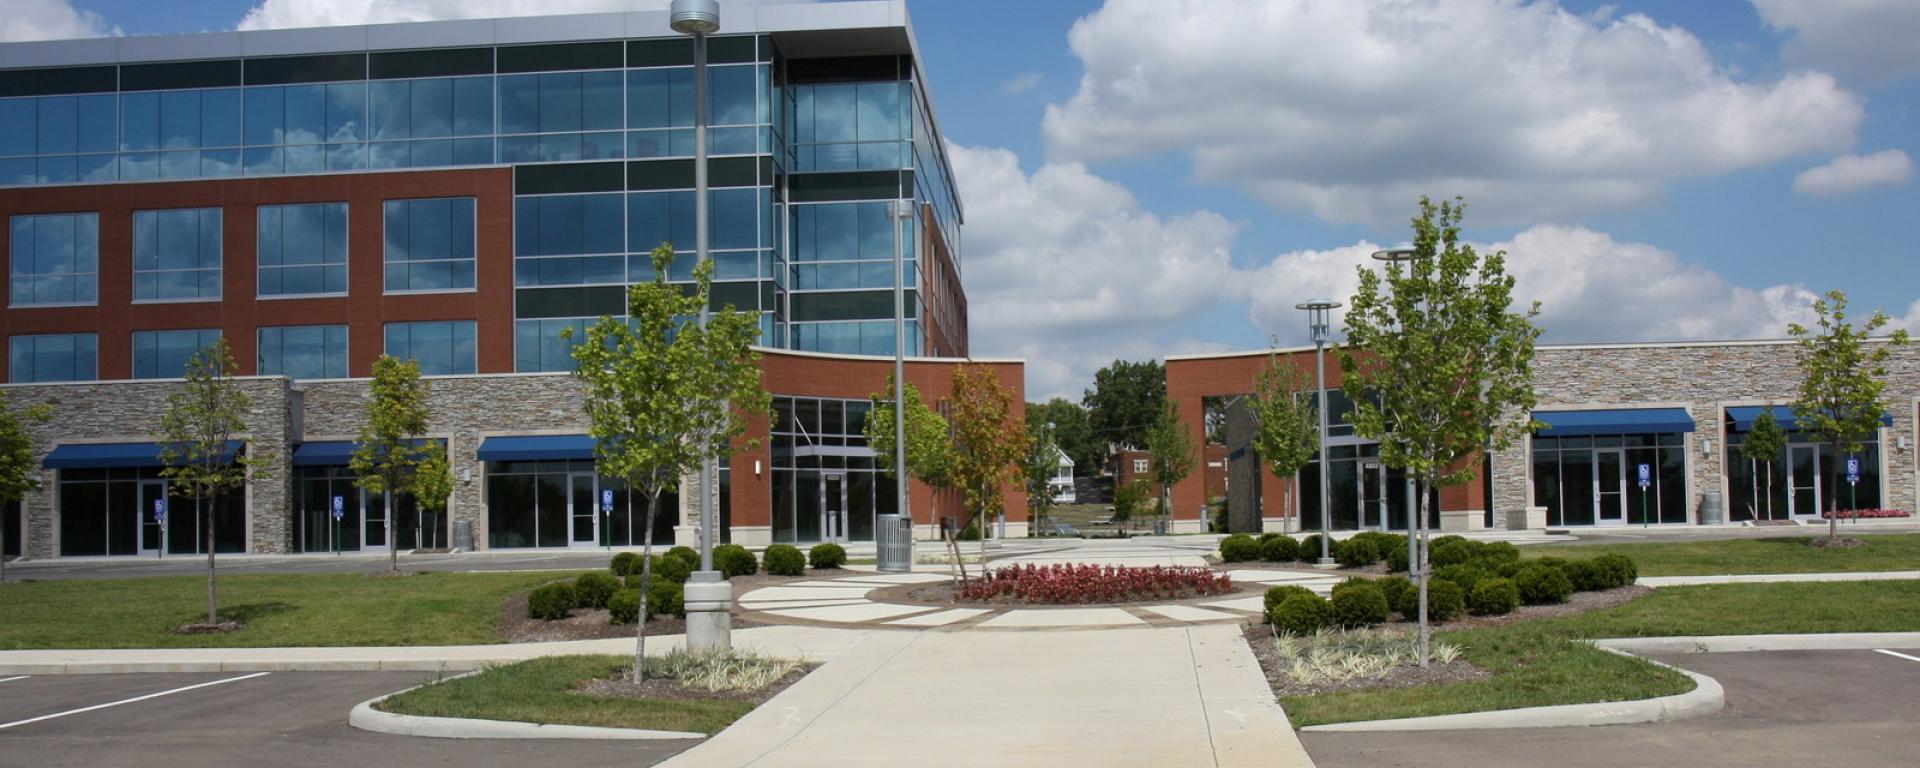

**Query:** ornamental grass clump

left=1270, top=628, right=1467, bottom=686
left=644, top=648, right=805, bottom=693
left=955, top=563, right=1233, bottom=604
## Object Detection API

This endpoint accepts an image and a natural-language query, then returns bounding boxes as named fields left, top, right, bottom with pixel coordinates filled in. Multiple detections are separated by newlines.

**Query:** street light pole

left=1296, top=299, right=1341, bottom=567
left=1371, top=241, right=1435, bottom=665
left=875, top=197, right=914, bottom=573
left=671, top=0, right=729, bottom=651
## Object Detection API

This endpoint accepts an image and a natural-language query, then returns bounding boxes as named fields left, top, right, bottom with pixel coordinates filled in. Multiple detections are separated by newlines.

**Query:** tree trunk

left=203, top=494, right=215, bottom=625
left=389, top=483, right=400, bottom=572
left=635, top=488, right=661, bottom=684
left=1828, top=440, right=1839, bottom=539
left=1415, top=474, right=1430, bottom=669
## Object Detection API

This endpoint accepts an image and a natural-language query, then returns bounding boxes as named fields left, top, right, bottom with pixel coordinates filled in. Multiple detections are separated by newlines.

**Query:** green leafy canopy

left=865, top=375, right=953, bottom=489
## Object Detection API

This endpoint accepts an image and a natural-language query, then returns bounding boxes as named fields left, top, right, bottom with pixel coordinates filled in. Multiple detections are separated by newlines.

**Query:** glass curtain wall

left=1727, top=430, right=1882, bottom=522
left=768, top=395, right=896, bottom=543
left=484, top=459, right=679, bottom=549
left=1294, top=389, right=1438, bottom=532
left=292, top=466, right=440, bottom=553
left=1530, top=434, right=1687, bottom=526
left=57, top=467, right=243, bottom=556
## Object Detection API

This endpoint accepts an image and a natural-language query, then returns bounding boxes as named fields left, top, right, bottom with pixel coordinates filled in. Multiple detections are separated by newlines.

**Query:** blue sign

left=331, top=495, right=345, bottom=521
left=1636, top=463, right=1651, bottom=489
left=153, top=498, right=166, bottom=523
left=600, top=489, right=614, bottom=513
left=1846, top=457, right=1860, bottom=486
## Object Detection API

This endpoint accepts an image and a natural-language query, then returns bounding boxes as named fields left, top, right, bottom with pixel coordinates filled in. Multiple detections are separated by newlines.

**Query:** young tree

left=1022, top=426, right=1061, bottom=535
left=947, top=364, right=1029, bottom=570
left=1249, top=355, right=1319, bottom=533
left=158, top=338, right=271, bottom=626
left=1111, top=478, right=1149, bottom=531
left=1340, top=197, right=1541, bottom=666
left=865, top=376, right=958, bottom=576
left=0, top=390, right=51, bottom=583
left=1082, top=359, right=1165, bottom=453
left=568, top=245, right=769, bottom=682
left=1144, top=399, right=1195, bottom=532
left=1787, top=290, right=1910, bottom=539
left=1738, top=407, right=1787, bottom=521
left=351, top=355, right=436, bottom=572
left=412, top=443, right=454, bottom=549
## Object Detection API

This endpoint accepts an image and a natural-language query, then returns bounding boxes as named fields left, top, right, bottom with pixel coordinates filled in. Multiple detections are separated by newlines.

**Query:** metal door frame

left=1787, top=444, right=1822, bottom=519
left=137, top=479, right=168, bottom=556
left=1593, top=448, right=1627, bottom=527
left=361, top=487, right=391, bottom=554
left=820, top=472, right=847, bottom=543
left=1358, top=461, right=1388, bottom=531
left=566, top=472, right=602, bottom=549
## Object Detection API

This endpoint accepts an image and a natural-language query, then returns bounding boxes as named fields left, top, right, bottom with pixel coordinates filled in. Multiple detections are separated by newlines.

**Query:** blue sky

left=10, top=0, right=1919, bottom=400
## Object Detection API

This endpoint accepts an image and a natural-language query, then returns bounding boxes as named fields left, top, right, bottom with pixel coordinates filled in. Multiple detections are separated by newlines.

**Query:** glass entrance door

left=1788, top=444, right=1821, bottom=519
left=568, top=473, right=601, bottom=548
left=138, top=480, right=167, bottom=556
left=363, top=490, right=390, bottom=554
left=1594, top=449, right=1626, bottom=526
left=1358, top=462, right=1387, bottom=530
left=820, top=473, right=847, bottom=543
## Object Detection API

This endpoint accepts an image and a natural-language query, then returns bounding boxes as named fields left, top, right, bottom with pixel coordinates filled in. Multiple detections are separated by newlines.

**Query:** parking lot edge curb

left=347, top=674, right=706, bottom=741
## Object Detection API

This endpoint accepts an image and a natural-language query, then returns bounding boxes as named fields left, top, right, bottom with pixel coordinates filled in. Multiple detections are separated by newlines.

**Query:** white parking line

left=0, top=676, right=27, bottom=684
left=1872, top=648, right=1920, bottom=664
left=0, top=672, right=269, bottom=731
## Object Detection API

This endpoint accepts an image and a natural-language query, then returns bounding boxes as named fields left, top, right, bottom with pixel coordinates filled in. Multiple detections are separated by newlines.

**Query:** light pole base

left=1313, top=557, right=1339, bottom=569
left=683, top=573, right=732, bottom=652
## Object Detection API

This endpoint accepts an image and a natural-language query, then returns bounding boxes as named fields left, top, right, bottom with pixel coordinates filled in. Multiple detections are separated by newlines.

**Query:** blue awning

left=476, top=435, right=596, bottom=461
left=1726, top=406, right=1893, bottom=432
left=44, top=440, right=244, bottom=469
left=292, top=439, right=442, bottom=466
left=1533, top=408, right=1695, bottom=437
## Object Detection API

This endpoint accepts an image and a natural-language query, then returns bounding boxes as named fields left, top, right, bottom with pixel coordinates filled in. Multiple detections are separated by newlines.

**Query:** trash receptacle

left=876, top=514, right=913, bottom=573
left=1699, top=492, right=1724, bottom=526
left=453, top=519, right=474, bottom=552
left=1153, top=520, right=1168, bottom=535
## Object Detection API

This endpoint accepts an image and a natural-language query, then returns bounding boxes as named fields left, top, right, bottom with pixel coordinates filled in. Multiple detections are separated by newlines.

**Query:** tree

left=865, top=375, right=957, bottom=574
left=157, top=338, right=271, bottom=626
left=1787, top=290, right=1910, bottom=539
left=568, top=245, right=769, bottom=682
left=1339, top=197, right=1541, bottom=666
left=1026, top=398, right=1100, bottom=474
left=1022, top=425, right=1061, bottom=535
left=413, top=443, right=454, bottom=549
left=1144, top=399, right=1195, bottom=531
left=1249, top=355, right=1319, bottom=533
left=1082, top=359, right=1165, bottom=454
left=351, top=355, right=435, bottom=572
left=947, top=364, right=1028, bottom=569
left=1738, top=407, right=1787, bottom=521
left=0, top=390, right=51, bottom=583
left=1111, top=478, right=1149, bottom=531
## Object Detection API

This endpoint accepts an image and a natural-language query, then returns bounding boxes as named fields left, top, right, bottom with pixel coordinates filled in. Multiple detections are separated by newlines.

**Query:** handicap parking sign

left=1636, top=463, right=1651, bottom=489
left=153, top=498, right=166, bottom=523
left=332, top=495, right=345, bottom=521
left=1847, top=457, right=1860, bottom=485
left=601, top=489, right=614, bottom=512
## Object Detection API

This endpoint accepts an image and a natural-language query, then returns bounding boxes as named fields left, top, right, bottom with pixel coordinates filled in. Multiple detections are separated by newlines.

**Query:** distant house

left=1049, top=446, right=1077, bottom=504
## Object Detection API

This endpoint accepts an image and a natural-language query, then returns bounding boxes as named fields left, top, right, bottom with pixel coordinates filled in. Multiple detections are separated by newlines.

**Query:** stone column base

left=1505, top=506, right=1549, bottom=530
left=683, top=576, right=732, bottom=652
left=672, top=525, right=700, bottom=548
left=1439, top=510, right=1485, bottom=532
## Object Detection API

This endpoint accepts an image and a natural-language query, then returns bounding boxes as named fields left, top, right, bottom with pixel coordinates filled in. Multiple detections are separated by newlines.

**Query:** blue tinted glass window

left=409, top=78, right=452, bottom=138
left=582, top=70, right=622, bottom=132
left=384, top=197, right=476, bottom=292
left=710, top=188, right=757, bottom=250
left=9, top=212, right=98, bottom=306
left=626, top=190, right=694, bottom=255
left=385, top=320, right=476, bottom=376
left=369, top=81, right=409, bottom=139
left=498, top=75, right=538, bottom=135
left=121, top=92, right=159, bottom=151
left=538, top=73, right=582, bottom=133
left=626, top=68, right=694, bottom=130
left=159, top=91, right=201, bottom=150
left=285, top=85, right=327, bottom=144
left=8, top=333, right=96, bottom=383
left=711, top=66, right=756, bottom=127
left=326, top=83, right=365, bottom=143
left=514, top=318, right=590, bottom=373
left=0, top=100, right=33, bottom=157
left=515, top=194, right=624, bottom=287
left=243, top=87, right=283, bottom=145
left=811, top=85, right=856, bottom=143
left=132, top=329, right=220, bottom=379
left=258, top=203, right=348, bottom=296
left=453, top=77, right=492, bottom=136
left=36, top=97, right=77, bottom=155
left=258, top=325, right=348, bottom=379
left=76, top=95, right=115, bottom=154
left=133, top=208, right=222, bottom=301
left=856, top=82, right=903, bottom=141
left=201, top=89, right=241, bottom=148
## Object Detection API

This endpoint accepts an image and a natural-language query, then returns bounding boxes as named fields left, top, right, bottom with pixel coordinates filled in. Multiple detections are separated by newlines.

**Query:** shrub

left=809, top=542, right=848, bottom=570
left=1429, top=538, right=1481, bottom=567
left=648, top=577, right=686, bottom=618
left=1426, top=578, right=1465, bottom=621
left=1493, top=559, right=1529, bottom=578
left=1469, top=577, right=1520, bottom=615
left=1218, top=533, right=1261, bottom=563
left=1336, top=536, right=1381, bottom=567
left=1434, top=563, right=1490, bottom=594
left=1479, top=541, right=1521, bottom=564
left=654, top=554, right=693, bottom=584
left=1514, top=564, right=1574, bottom=605
left=762, top=544, right=806, bottom=576
left=1563, top=559, right=1611, bottom=592
left=573, top=572, right=619, bottom=609
left=1595, top=553, right=1638, bottom=587
left=1298, top=534, right=1329, bottom=562
left=1270, top=593, right=1332, bottom=636
left=1330, top=584, right=1390, bottom=628
left=1332, top=576, right=1375, bottom=596
left=1385, top=545, right=1409, bottom=573
left=666, top=546, right=699, bottom=568
left=1264, top=584, right=1317, bottom=613
left=1376, top=575, right=1413, bottom=612
left=610, top=552, right=642, bottom=581
left=1429, top=535, right=1468, bottom=550
left=645, top=648, right=805, bottom=692
left=527, top=582, right=575, bottom=620
left=1348, top=531, right=1398, bottom=562
left=714, top=544, right=758, bottom=578
left=1259, top=534, right=1300, bottom=563
left=608, top=588, right=641, bottom=624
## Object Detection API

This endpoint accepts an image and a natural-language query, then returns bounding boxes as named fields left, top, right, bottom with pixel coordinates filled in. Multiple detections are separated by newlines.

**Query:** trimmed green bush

left=1264, top=584, right=1317, bottom=613
left=1469, top=577, right=1520, bottom=615
left=1376, top=575, right=1413, bottom=612
left=1426, top=578, right=1465, bottom=621
left=666, top=546, right=699, bottom=568
left=714, top=544, right=758, bottom=578
left=1218, top=533, right=1261, bottom=562
left=610, top=552, right=642, bottom=581
left=1332, top=576, right=1375, bottom=596
left=809, top=542, right=848, bottom=570
left=1270, top=594, right=1332, bottom=636
left=1514, top=564, right=1574, bottom=605
left=762, top=544, right=806, bottom=577
left=1335, top=536, right=1381, bottom=567
left=608, top=588, right=641, bottom=624
left=1385, top=545, right=1409, bottom=573
left=573, top=572, right=619, bottom=609
left=1494, top=559, right=1529, bottom=578
left=1563, top=559, right=1611, bottom=592
left=1259, top=534, right=1300, bottom=563
left=648, top=577, right=686, bottom=619
left=527, top=583, right=575, bottom=620
left=1434, top=563, right=1490, bottom=594
left=654, top=554, right=693, bottom=584
left=1330, top=583, right=1390, bottom=628
left=1430, top=538, right=1481, bottom=567
left=1298, top=534, right=1329, bottom=563
left=1479, top=541, right=1521, bottom=564
left=1595, top=553, right=1638, bottom=587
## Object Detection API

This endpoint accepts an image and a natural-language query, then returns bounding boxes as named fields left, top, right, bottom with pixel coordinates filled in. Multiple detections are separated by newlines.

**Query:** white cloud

left=1754, top=0, right=1920, bottom=85
left=1001, top=72, right=1044, bottom=95
left=1793, top=150, right=1914, bottom=197
left=1043, top=0, right=1864, bottom=227
left=1, top=0, right=116, bottom=42
left=236, top=0, right=809, bottom=31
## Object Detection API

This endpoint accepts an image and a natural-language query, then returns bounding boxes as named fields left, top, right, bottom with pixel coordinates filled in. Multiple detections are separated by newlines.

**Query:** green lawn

left=0, top=571, right=579, bottom=649
left=1281, top=579, right=1920, bottom=726
left=377, top=655, right=754, bottom=734
left=1521, top=533, right=1920, bottom=576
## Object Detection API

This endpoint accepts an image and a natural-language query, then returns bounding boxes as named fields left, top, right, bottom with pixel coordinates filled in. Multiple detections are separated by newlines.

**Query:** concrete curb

left=348, top=673, right=705, bottom=741
left=1638, top=571, right=1920, bottom=587
left=1596, top=631, right=1920, bottom=655
left=0, top=659, right=497, bottom=675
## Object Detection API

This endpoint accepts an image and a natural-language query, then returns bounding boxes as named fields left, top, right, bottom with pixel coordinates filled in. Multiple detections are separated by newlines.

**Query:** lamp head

left=670, top=0, right=721, bottom=35
left=1370, top=242, right=1422, bottom=261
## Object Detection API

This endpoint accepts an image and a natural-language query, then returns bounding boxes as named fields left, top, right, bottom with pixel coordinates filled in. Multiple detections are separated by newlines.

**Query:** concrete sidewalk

left=1639, top=570, right=1920, bottom=587
left=657, top=625, right=1314, bottom=768
left=0, top=625, right=869, bottom=675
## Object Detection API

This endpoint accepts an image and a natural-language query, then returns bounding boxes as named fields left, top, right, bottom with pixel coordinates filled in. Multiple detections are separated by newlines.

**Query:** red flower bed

left=1821, top=508, right=1911, bottom=519
left=955, top=564, right=1234, bottom=604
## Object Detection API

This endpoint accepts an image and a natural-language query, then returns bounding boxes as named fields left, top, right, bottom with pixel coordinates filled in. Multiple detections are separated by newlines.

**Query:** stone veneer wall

left=1488, top=340, right=1920, bottom=528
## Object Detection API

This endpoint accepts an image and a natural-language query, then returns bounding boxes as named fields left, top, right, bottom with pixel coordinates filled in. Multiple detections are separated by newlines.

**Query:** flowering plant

left=1820, top=508, right=1911, bottom=519
left=955, top=563, right=1233, bottom=604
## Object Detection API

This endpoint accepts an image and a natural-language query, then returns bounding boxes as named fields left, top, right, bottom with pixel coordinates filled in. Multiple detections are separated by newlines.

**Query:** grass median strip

left=377, top=655, right=774, bottom=735
left=1521, top=533, right=1920, bottom=576
left=0, top=571, right=583, bottom=649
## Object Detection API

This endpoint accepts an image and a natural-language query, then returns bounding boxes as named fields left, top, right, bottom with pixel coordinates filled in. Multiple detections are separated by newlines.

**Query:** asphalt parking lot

left=0, top=671, right=692, bottom=768
left=1302, top=649, right=1920, bottom=768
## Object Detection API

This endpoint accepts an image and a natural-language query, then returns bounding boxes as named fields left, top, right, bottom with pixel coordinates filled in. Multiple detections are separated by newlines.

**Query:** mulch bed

left=1241, top=621, right=1491, bottom=697
left=1807, top=537, right=1866, bottom=549
left=574, top=665, right=814, bottom=705
left=170, top=620, right=245, bottom=635
left=879, top=578, right=1260, bottom=608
